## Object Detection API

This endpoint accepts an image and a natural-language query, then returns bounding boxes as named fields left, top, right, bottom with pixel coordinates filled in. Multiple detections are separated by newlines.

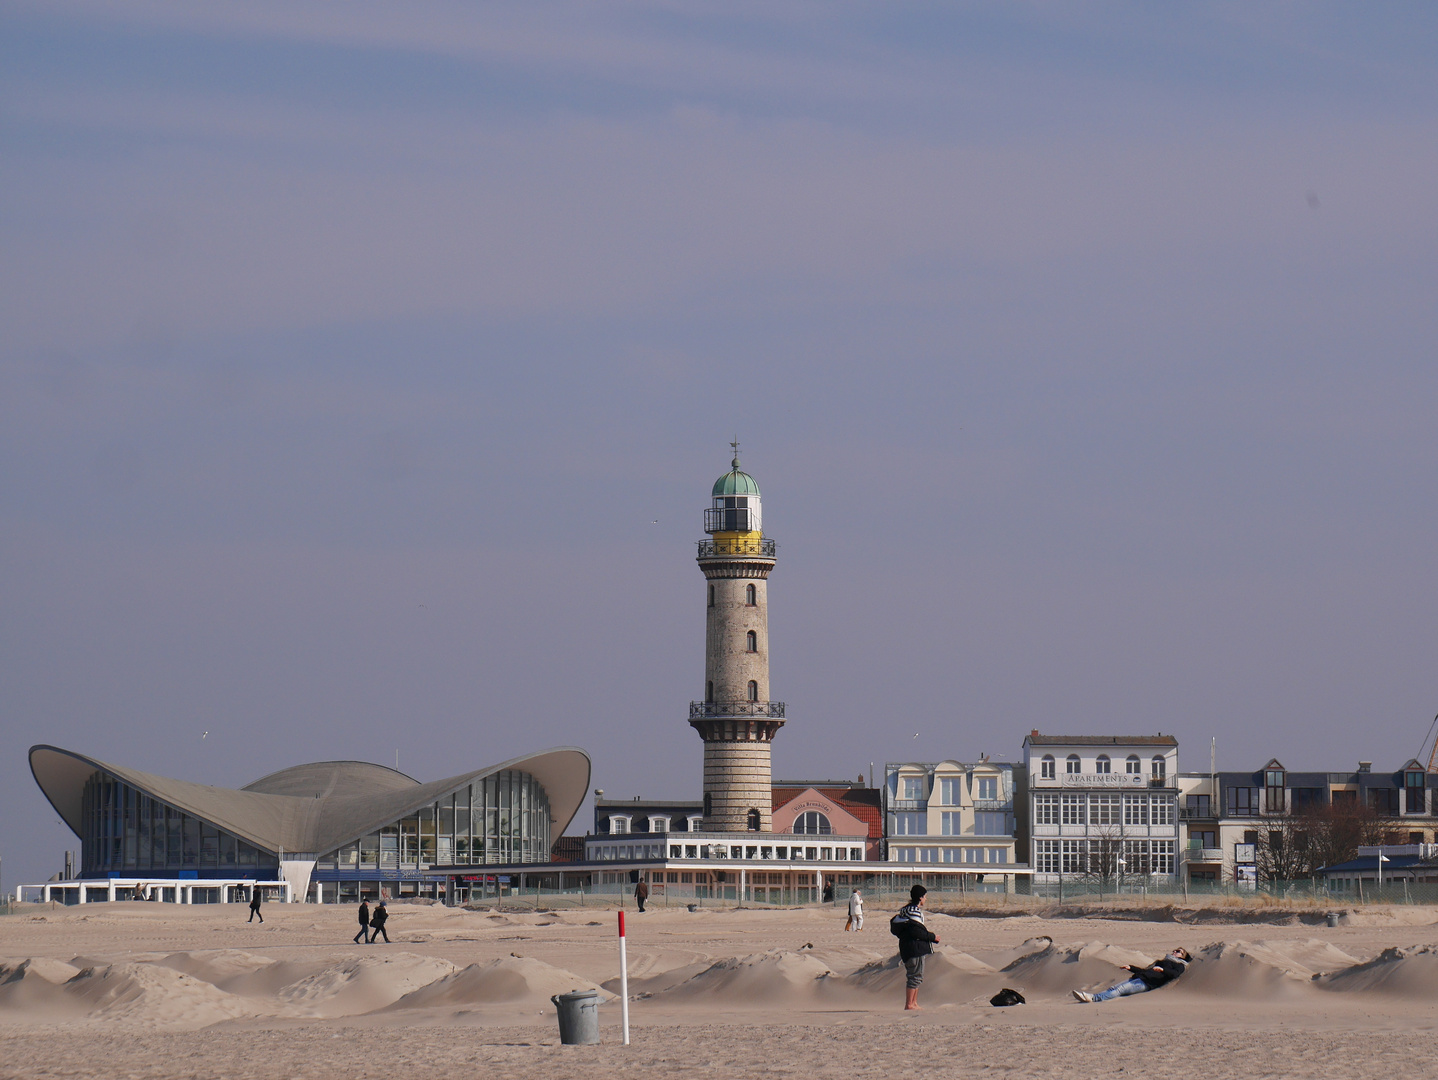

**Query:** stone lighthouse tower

left=690, top=444, right=785, bottom=831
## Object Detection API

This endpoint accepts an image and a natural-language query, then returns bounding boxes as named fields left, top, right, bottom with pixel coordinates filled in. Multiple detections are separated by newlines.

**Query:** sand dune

left=385, top=955, right=614, bottom=1010
left=60, top=961, right=263, bottom=1028
left=1315, top=945, right=1438, bottom=995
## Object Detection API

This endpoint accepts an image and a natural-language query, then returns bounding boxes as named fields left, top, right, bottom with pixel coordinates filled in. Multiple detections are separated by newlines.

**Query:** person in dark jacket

left=354, top=899, right=371, bottom=944
left=1072, top=948, right=1191, bottom=1002
left=247, top=888, right=263, bottom=923
left=369, top=899, right=390, bottom=943
left=893, top=884, right=940, bottom=1010
left=635, top=879, right=649, bottom=912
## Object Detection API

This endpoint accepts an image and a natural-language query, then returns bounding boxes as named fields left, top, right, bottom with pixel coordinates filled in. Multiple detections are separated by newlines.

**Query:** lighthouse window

left=747, top=808, right=761, bottom=831
left=746, top=631, right=757, bottom=652
left=706, top=681, right=714, bottom=702
left=745, top=584, right=756, bottom=606
left=747, top=680, right=758, bottom=701
left=708, top=585, right=714, bottom=607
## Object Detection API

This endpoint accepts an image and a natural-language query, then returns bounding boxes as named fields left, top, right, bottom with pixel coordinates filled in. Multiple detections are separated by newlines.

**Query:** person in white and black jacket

left=1072, top=948, right=1191, bottom=1003
left=891, top=884, right=940, bottom=1010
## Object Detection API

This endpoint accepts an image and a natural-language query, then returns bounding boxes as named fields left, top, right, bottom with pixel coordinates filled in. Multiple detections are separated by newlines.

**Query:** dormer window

left=650, top=816, right=670, bottom=833
left=902, top=776, right=925, bottom=801
left=687, top=816, right=703, bottom=832
left=1264, top=765, right=1285, bottom=812
left=610, top=816, right=630, bottom=835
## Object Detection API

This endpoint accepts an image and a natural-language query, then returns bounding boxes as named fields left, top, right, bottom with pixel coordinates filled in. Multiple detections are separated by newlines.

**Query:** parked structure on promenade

left=883, top=759, right=1019, bottom=874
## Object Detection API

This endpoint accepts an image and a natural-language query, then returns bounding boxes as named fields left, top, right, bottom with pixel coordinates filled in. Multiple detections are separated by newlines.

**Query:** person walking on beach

left=846, top=888, right=864, bottom=931
left=369, top=899, right=390, bottom=943
left=823, top=880, right=834, bottom=904
left=635, top=878, right=649, bottom=913
left=248, top=887, right=263, bottom=923
left=1072, top=948, right=1191, bottom=1003
left=354, top=898, right=371, bottom=944
left=891, top=884, right=939, bottom=1011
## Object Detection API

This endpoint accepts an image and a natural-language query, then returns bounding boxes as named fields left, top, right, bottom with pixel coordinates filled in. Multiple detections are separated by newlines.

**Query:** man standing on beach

left=354, top=898, right=370, bottom=944
left=369, top=899, right=390, bottom=943
left=1072, top=948, right=1191, bottom=1002
left=635, top=878, right=649, bottom=913
left=892, top=884, right=939, bottom=1010
left=847, top=888, right=864, bottom=931
left=247, top=887, right=263, bottom=923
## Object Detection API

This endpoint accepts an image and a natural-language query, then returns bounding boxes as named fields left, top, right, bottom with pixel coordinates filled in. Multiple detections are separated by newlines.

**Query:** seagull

left=202, top=731, right=209, bottom=740
left=913, top=733, right=919, bottom=738
left=651, top=519, right=659, bottom=524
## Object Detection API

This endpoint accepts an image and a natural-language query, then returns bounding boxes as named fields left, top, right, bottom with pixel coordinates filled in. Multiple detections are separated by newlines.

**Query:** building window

left=1034, top=840, right=1061, bottom=874
left=940, top=811, right=961, bottom=836
left=1066, top=755, right=1081, bottom=775
left=1041, top=755, right=1056, bottom=780
left=793, top=811, right=832, bottom=835
left=1151, top=798, right=1175, bottom=826
left=1124, top=794, right=1149, bottom=826
left=1264, top=769, right=1285, bottom=812
left=1095, top=755, right=1111, bottom=774
left=1125, top=755, right=1141, bottom=774
left=1405, top=771, right=1426, bottom=815
left=746, top=808, right=761, bottom=830
left=1091, top=793, right=1120, bottom=826
left=745, top=584, right=756, bottom=606
left=939, top=777, right=962, bottom=804
left=650, top=817, right=669, bottom=833
left=706, top=681, right=713, bottom=702
left=1061, top=794, right=1086, bottom=825
left=703, top=792, right=712, bottom=817
left=891, top=812, right=925, bottom=836
left=977, top=776, right=998, bottom=801
left=973, top=811, right=1007, bottom=836
left=1034, top=794, right=1060, bottom=826
left=1227, top=787, right=1258, bottom=816
left=610, top=816, right=630, bottom=835
left=1152, top=756, right=1167, bottom=782
left=746, top=631, right=757, bottom=652
left=1186, top=794, right=1211, bottom=817
left=987, top=848, right=1008, bottom=865
left=902, top=777, right=925, bottom=801
left=963, top=847, right=982, bottom=864
left=747, top=680, right=758, bottom=702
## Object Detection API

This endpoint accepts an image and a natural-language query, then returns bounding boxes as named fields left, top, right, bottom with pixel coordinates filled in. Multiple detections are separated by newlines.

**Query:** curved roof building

left=30, top=744, right=590, bottom=901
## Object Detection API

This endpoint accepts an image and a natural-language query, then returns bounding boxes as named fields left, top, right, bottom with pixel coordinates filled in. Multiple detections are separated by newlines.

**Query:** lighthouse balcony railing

left=689, top=701, right=787, bottom=720
left=697, top=537, right=776, bottom=558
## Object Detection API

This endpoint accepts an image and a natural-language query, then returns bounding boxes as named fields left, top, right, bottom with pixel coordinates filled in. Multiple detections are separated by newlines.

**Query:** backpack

left=989, top=988, right=1026, bottom=1007
left=888, top=911, right=910, bottom=938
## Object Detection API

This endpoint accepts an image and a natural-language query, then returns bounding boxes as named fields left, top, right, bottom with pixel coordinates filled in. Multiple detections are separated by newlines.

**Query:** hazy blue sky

left=4, top=2, right=1437, bottom=888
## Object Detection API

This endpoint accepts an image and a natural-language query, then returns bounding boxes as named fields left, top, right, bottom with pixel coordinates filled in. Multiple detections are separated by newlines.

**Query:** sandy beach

left=3, top=898, right=1436, bottom=1079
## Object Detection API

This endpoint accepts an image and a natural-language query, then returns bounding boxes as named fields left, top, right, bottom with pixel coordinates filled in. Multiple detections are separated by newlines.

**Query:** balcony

left=689, top=700, right=786, bottom=720
left=889, top=799, right=926, bottom=812
left=1178, top=806, right=1215, bottom=821
left=1184, top=843, right=1223, bottom=862
left=697, top=537, right=776, bottom=559
left=972, top=798, right=1013, bottom=811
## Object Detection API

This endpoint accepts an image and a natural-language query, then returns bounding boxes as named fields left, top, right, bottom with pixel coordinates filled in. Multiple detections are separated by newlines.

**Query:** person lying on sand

left=1072, top=948, right=1191, bottom=1003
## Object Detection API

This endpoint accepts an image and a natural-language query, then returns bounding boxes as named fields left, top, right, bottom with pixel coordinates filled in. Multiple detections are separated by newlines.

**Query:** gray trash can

left=552, top=989, right=602, bottom=1045
left=1326, top=912, right=1340, bottom=927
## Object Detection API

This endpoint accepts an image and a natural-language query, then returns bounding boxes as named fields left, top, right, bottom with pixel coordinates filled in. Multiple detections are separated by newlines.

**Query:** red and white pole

left=618, top=909, right=630, bottom=1045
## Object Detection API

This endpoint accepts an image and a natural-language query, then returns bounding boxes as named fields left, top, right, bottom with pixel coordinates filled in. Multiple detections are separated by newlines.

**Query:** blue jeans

left=1094, top=977, right=1150, bottom=1001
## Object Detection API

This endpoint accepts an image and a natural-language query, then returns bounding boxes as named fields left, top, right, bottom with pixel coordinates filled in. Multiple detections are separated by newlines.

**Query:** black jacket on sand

left=893, top=903, right=938, bottom=961
left=1128, top=955, right=1188, bottom=989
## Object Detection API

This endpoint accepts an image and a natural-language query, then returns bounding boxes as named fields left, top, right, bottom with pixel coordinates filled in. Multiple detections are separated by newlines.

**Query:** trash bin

left=552, top=989, right=602, bottom=1045
left=1326, top=912, right=1340, bottom=928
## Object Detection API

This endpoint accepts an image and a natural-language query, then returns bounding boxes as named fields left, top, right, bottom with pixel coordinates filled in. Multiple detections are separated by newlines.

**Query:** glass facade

left=314, top=769, right=552, bottom=873
left=80, top=771, right=271, bottom=877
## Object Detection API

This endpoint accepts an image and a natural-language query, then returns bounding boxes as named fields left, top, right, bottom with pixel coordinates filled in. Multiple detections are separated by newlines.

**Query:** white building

left=883, top=759, right=1019, bottom=871
left=1023, top=732, right=1180, bottom=888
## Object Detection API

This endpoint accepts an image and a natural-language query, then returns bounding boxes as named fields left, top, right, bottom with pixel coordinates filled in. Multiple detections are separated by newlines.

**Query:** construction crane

left=1421, top=713, right=1438, bottom=773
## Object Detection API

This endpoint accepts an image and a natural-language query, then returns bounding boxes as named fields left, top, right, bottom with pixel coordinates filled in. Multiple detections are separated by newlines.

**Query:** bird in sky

left=202, top=731, right=209, bottom=740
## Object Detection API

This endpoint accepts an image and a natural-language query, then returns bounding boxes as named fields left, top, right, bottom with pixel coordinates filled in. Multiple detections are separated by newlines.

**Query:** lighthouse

left=690, top=444, right=785, bottom=831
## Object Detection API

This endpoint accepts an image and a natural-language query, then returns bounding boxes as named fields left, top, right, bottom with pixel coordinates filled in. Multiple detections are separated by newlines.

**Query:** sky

left=3, top=1, right=1437, bottom=890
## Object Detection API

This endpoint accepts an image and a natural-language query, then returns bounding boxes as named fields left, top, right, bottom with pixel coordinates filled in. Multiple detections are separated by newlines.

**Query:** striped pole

left=618, top=910, right=630, bottom=1045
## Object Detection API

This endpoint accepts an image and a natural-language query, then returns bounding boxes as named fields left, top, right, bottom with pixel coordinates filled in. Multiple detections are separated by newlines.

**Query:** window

left=940, top=811, right=962, bottom=836
left=706, top=681, right=713, bottom=702
left=987, top=848, right=1008, bottom=865
left=1227, top=787, right=1258, bottom=815
left=1062, top=839, right=1087, bottom=874
left=1152, top=756, right=1167, bottom=781
left=1095, top=754, right=1111, bottom=774
left=964, top=847, right=982, bottom=863
left=1369, top=789, right=1400, bottom=817
left=1061, top=794, right=1086, bottom=825
left=1126, top=755, right=1142, bottom=775
left=1034, top=840, right=1061, bottom=874
left=1041, top=755, right=1056, bottom=780
left=977, top=776, right=998, bottom=801
left=747, top=680, right=758, bottom=702
left=688, top=816, right=703, bottom=831
left=793, top=811, right=832, bottom=835
left=1091, top=793, right=1121, bottom=826
left=746, top=630, right=757, bottom=652
left=703, top=792, right=712, bottom=817
left=973, top=811, right=1007, bottom=836
left=891, top=812, right=925, bottom=836
left=745, top=584, right=756, bottom=606
left=1264, top=768, right=1285, bottom=811
left=1066, top=755, right=1081, bottom=775
left=902, top=777, right=925, bottom=801
left=708, top=585, right=715, bottom=607
left=1405, top=771, right=1426, bottom=815
left=610, top=816, right=630, bottom=835
left=1291, top=788, right=1324, bottom=813
left=1186, top=794, right=1211, bottom=817
left=939, top=777, right=962, bottom=804
left=1123, top=794, right=1149, bottom=826
left=650, top=817, right=669, bottom=833
left=1151, top=798, right=1174, bottom=826
left=746, top=808, right=761, bottom=831
left=1034, top=794, right=1060, bottom=826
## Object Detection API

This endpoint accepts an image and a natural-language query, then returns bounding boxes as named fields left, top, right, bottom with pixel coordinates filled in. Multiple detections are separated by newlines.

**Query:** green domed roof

left=712, top=456, right=761, bottom=497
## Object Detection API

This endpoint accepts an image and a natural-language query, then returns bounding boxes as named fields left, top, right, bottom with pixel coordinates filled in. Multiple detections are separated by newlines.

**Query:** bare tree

left=1257, top=802, right=1387, bottom=882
